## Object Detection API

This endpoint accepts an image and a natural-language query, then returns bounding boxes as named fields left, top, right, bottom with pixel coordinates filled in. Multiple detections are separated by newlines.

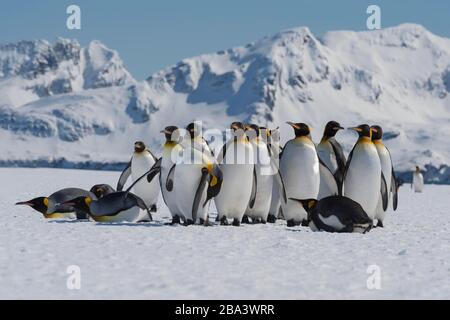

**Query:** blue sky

left=0, top=0, right=449, bottom=79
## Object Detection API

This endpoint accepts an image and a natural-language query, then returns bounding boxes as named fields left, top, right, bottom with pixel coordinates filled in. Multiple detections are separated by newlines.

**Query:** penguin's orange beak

left=348, top=127, right=362, bottom=132
left=15, top=201, right=33, bottom=206
left=286, top=122, right=300, bottom=130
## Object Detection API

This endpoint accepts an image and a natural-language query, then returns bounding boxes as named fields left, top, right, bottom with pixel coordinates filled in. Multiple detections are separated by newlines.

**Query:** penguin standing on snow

left=174, top=124, right=223, bottom=225
left=215, top=122, right=256, bottom=226
left=371, top=125, right=398, bottom=227
left=343, top=124, right=388, bottom=220
left=62, top=191, right=151, bottom=223
left=293, top=196, right=373, bottom=233
left=280, top=122, right=320, bottom=227
left=243, top=124, right=274, bottom=224
left=116, top=141, right=160, bottom=216
left=143, top=126, right=185, bottom=224
left=317, top=121, right=346, bottom=198
left=412, top=166, right=424, bottom=193
left=15, top=188, right=96, bottom=219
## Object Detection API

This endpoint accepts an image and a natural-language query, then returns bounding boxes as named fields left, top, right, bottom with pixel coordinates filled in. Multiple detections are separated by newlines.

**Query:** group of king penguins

left=16, top=120, right=399, bottom=233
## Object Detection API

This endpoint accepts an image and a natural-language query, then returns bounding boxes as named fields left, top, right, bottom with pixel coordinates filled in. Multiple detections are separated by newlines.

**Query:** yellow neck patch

left=85, top=197, right=92, bottom=206
left=44, top=213, right=68, bottom=219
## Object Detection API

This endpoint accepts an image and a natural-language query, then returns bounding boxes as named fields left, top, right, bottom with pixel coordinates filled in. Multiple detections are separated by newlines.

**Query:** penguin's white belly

left=280, top=140, right=320, bottom=222
left=131, top=154, right=160, bottom=207
left=413, top=173, right=424, bottom=192
left=174, top=163, right=208, bottom=223
left=317, top=142, right=338, bottom=173
left=318, top=214, right=346, bottom=231
left=374, top=144, right=392, bottom=221
left=344, top=143, right=381, bottom=219
left=215, top=164, right=253, bottom=220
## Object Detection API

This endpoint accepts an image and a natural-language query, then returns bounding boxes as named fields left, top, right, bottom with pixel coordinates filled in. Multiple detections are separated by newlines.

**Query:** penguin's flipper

left=192, top=168, right=209, bottom=224
left=329, top=138, right=347, bottom=175
left=204, top=165, right=223, bottom=207
left=342, top=146, right=355, bottom=183
left=117, top=161, right=132, bottom=191
left=145, top=149, right=159, bottom=162
left=125, top=158, right=162, bottom=193
left=249, top=166, right=258, bottom=209
left=380, top=172, right=388, bottom=211
left=391, top=167, right=398, bottom=211
left=275, top=170, right=287, bottom=204
left=165, top=164, right=176, bottom=191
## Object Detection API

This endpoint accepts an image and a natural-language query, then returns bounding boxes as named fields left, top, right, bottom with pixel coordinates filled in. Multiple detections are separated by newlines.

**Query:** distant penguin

left=174, top=125, right=223, bottom=225
left=117, top=141, right=160, bottom=216
left=90, top=184, right=115, bottom=199
left=293, top=196, right=373, bottom=233
left=371, top=125, right=398, bottom=227
left=243, top=124, right=273, bottom=224
left=267, top=127, right=284, bottom=222
left=317, top=121, right=346, bottom=197
left=62, top=191, right=151, bottom=223
left=215, top=122, right=256, bottom=226
left=343, top=124, right=388, bottom=220
left=16, top=188, right=96, bottom=219
left=412, top=166, right=424, bottom=193
left=280, top=122, right=320, bottom=227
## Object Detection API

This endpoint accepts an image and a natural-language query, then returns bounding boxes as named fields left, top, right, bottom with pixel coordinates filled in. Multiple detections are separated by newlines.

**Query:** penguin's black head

left=370, top=125, right=383, bottom=140
left=186, top=122, right=200, bottom=139
left=294, top=198, right=317, bottom=213
left=230, top=122, right=246, bottom=137
left=134, top=141, right=146, bottom=153
left=415, top=165, right=420, bottom=172
left=245, top=124, right=260, bottom=140
left=287, top=122, right=311, bottom=137
left=323, top=121, right=344, bottom=139
left=15, top=197, right=49, bottom=214
left=90, top=184, right=115, bottom=199
left=62, top=197, right=92, bottom=214
left=348, top=124, right=372, bottom=138
left=160, top=126, right=179, bottom=142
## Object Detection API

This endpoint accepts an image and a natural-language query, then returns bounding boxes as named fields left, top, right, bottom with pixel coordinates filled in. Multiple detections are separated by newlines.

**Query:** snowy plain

left=0, top=168, right=449, bottom=299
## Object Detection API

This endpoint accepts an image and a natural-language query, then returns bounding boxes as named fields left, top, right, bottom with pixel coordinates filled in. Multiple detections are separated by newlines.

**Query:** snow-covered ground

left=0, top=168, right=449, bottom=299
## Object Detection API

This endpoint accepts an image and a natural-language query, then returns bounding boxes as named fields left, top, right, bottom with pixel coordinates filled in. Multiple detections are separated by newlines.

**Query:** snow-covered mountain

left=1, top=24, right=449, bottom=183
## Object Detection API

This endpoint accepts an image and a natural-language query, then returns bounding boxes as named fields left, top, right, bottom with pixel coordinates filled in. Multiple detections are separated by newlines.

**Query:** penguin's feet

left=215, top=214, right=220, bottom=222
left=75, top=211, right=89, bottom=220
left=267, top=214, right=276, bottom=223
left=200, top=218, right=214, bottom=227
left=260, top=219, right=266, bottom=224
left=232, top=218, right=241, bottom=227
left=376, top=220, right=384, bottom=228
left=165, top=215, right=181, bottom=225
left=287, top=219, right=300, bottom=227
left=220, top=216, right=229, bottom=226
left=241, top=215, right=251, bottom=224
left=184, top=219, right=194, bottom=226
left=301, top=220, right=309, bottom=227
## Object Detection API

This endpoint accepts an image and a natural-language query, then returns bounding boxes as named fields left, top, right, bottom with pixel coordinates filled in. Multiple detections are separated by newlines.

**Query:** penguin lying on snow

left=292, top=196, right=373, bottom=233
left=62, top=191, right=151, bottom=223
left=16, top=188, right=96, bottom=219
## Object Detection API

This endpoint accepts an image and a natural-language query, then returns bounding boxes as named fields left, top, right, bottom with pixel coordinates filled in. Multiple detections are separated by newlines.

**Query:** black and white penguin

left=412, top=166, right=424, bottom=193
left=371, top=125, right=398, bottom=227
left=267, top=127, right=284, bottom=223
left=343, top=124, right=388, bottom=221
left=116, top=141, right=160, bottom=214
left=243, top=124, right=273, bottom=224
left=174, top=124, right=223, bottom=225
left=293, top=196, right=373, bottom=233
left=15, top=188, right=96, bottom=219
left=62, top=191, right=151, bottom=223
left=317, top=121, right=346, bottom=197
left=215, top=122, right=256, bottom=226
left=280, top=122, right=320, bottom=227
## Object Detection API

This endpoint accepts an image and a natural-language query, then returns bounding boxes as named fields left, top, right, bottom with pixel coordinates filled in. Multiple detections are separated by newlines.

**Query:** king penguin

left=215, top=122, right=256, bottom=226
left=174, top=124, right=223, bottom=225
left=243, top=124, right=273, bottom=224
left=280, top=122, right=320, bottom=227
left=317, top=121, right=346, bottom=198
left=343, top=124, right=388, bottom=221
left=90, top=184, right=115, bottom=199
left=62, top=191, right=150, bottom=223
left=293, top=196, right=373, bottom=233
left=412, top=166, right=424, bottom=193
left=16, top=188, right=96, bottom=219
left=371, top=125, right=398, bottom=227
left=116, top=141, right=160, bottom=214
